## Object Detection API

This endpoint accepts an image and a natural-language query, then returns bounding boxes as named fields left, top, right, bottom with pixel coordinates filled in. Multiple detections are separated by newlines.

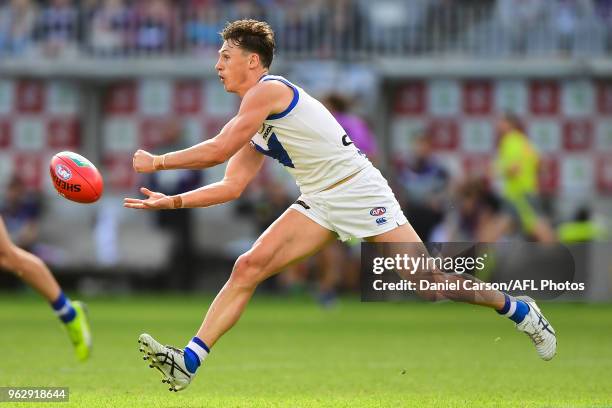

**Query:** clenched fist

left=132, top=149, right=165, bottom=173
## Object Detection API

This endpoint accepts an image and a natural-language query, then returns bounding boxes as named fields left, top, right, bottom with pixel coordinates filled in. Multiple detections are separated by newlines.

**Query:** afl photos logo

left=55, top=164, right=72, bottom=181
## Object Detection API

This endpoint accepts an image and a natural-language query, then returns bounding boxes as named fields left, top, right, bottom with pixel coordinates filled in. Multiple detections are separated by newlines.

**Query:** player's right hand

left=132, top=149, right=158, bottom=173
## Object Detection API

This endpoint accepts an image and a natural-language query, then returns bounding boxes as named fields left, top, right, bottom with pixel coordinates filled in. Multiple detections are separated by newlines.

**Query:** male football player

left=124, top=19, right=557, bottom=392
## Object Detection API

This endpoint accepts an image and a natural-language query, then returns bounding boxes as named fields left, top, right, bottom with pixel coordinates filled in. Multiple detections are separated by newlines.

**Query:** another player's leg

left=0, top=218, right=92, bottom=361
left=315, top=243, right=343, bottom=307
left=139, top=209, right=335, bottom=391
left=367, top=222, right=556, bottom=360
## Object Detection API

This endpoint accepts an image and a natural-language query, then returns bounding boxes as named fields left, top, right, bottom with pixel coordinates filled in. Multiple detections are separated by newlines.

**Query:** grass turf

left=0, top=294, right=611, bottom=407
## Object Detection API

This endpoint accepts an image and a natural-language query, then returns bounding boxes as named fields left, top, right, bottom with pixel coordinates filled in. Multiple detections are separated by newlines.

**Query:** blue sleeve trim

left=263, top=78, right=300, bottom=120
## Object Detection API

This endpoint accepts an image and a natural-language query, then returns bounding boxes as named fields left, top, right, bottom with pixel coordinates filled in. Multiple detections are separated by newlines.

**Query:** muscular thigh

left=247, top=208, right=335, bottom=276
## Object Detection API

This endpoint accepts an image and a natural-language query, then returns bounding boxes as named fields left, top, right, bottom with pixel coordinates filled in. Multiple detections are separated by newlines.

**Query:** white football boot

left=515, top=296, right=557, bottom=361
left=138, top=333, right=192, bottom=392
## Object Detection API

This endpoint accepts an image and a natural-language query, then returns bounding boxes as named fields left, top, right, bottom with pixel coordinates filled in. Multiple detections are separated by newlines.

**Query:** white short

left=290, top=166, right=408, bottom=241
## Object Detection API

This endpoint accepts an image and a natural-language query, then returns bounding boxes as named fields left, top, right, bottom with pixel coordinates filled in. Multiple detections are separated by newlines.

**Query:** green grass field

left=1, top=293, right=611, bottom=407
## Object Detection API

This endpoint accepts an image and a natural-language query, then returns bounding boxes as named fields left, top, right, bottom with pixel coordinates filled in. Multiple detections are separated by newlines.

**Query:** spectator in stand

left=274, top=0, right=326, bottom=56
left=495, top=0, right=549, bottom=54
left=184, top=0, right=223, bottom=54
left=395, top=132, right=449, bottom=241
left=275, top=2, right=306, bottom=54
left=35, top=0, right=79, bottom=58
left=595, top=0, right=612, bottom=21
left=325, top=0, right=365, bottom=57
left=89, top=0, right=132, bottom=55
left=0, top=0, right=37, bottom=57
left=551, top=0, right=594, bottom=54
left=494, top=113, right=556, bottom=242
left=131, top=0, right=174, bottom=53
left=594, top=0, right=612, bottom=51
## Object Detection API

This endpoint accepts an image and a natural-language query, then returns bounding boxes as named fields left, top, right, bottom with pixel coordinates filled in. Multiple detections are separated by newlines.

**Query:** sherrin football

left=50, top=151, right=104, bottom=204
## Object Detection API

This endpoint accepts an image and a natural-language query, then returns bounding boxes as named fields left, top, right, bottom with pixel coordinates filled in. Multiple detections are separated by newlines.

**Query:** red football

left=49, top=151, right=104, bottom=203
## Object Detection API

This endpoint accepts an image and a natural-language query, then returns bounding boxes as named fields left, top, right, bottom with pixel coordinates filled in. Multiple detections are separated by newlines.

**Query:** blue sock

left=496, top=294, right=530, bottom=324
left=183, top=348, right=200, bottom=374
left=184, top=337, right=210, bottom=374
left=50, top=292, right=76, bottom=323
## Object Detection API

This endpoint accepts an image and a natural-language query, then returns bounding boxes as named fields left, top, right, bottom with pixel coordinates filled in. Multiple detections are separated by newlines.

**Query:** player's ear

left=248, top=53, right=260, bottom=69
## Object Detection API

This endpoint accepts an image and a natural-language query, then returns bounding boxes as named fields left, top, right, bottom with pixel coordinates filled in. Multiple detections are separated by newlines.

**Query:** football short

left=290, top=166, right=408, bottom=241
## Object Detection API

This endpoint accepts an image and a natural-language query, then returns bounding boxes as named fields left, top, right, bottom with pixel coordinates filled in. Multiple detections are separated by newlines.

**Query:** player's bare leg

left=0, top=218, right=61, bottom=301
left=197, top=209, right=335, bottom=346
left=139, top=209, right=335, bottom=390
left=366, top=222, right=506, bottom=309
left=0, top=217, right=92, bottom=360
left=367, top=222, right=556, bottom=360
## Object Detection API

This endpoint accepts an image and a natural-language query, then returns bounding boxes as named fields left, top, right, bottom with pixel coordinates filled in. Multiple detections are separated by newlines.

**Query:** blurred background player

left=430, top=178, right=513, bottom=243
left=323, top=93, right=380, bottom=165
left=146, top=118, right=203, bottom=290
left=395, top=132, right=449, bottom=242
left=495, top=113, right=556, bottom=242
left=0, top=177, right=92, bottom=362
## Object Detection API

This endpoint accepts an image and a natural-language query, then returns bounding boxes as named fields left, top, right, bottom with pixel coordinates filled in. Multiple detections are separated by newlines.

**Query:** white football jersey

left=250, top=74, right=372, bottom=194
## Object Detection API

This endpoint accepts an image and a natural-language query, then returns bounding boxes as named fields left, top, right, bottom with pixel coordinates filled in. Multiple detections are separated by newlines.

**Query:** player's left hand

left=123, top=188, right=174, bottom=210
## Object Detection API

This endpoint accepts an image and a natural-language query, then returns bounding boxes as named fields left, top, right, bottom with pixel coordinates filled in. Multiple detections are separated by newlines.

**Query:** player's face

left=215, top=40, right=250, bottom=93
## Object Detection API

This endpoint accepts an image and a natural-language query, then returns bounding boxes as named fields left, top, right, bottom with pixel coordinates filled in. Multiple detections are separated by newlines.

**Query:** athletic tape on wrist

left=172, top=195, right=183, bottom=209
left=153, top=154, right=167, bottom=171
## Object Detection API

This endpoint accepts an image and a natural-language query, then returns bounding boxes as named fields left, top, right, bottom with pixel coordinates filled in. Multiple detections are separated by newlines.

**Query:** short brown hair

left=221, top=19, right=275, bottom=69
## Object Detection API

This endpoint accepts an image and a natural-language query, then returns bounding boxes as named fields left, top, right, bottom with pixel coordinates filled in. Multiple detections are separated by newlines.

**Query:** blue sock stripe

left=60, top=309, right=77, bottom=323
left=496, top=294, right=511, bottom=315
left=51, top=292, right=67, bottom=311
left=51, top=292, right=77, bottom=323
left=509, top=300, right=530, bottom=324
left=192, top=336, right=210, bottom=353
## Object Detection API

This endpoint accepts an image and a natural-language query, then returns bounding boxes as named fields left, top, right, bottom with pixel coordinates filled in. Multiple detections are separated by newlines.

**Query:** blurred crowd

left=1, top=0, right=612, bottom=58
left=0, top=91, right=607, bottom=300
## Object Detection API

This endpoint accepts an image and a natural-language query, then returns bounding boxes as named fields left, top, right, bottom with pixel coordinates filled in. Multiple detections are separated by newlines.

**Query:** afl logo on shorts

left=370, top=207, right=386, bottom=217
left=55, top=164, right=72, bottom=181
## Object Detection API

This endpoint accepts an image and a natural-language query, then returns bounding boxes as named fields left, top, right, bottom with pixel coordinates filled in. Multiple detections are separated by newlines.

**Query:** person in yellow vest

left=495, top=114, right=556, bottom=242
